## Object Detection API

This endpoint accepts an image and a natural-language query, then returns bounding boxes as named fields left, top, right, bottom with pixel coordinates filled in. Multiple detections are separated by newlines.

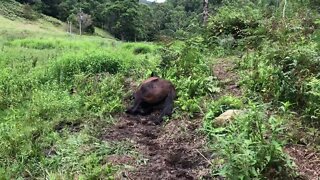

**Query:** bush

left=9, top=38, right=99, bottom=50
left=156, top=38, right=220, bottom=117
left=206, top=4, right=263, bottom=51
left=22, top=4, right=38, bottom=20
left=239, top=40, right=320, bottom=107
left=43, top=133, right=118, bottom=179
left=304, top=78, right=320, bottom=125
left=204, top=103, right=297, bottom=179
left=78, top=74, right=125, bottom=117
left=204, top=96, right=243, bottom=125
left=133, top=46, right=152, bottom=54
left=49, top=51, right=122, bottom=82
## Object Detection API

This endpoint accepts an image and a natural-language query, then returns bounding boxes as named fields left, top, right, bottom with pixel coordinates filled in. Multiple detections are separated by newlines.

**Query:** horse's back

left=142, top=77, right=159, bottom=84
left=138, top=77, right=174, bottom=104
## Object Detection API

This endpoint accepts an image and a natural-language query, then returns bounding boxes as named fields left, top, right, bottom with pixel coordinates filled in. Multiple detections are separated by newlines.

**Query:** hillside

left=1, top=0, right=320, bottom=179
left=0, top=0, right=113, bottom=40
left=0, top=0, right=65, bottom=35
left=0, top=1, right=161, bottom=179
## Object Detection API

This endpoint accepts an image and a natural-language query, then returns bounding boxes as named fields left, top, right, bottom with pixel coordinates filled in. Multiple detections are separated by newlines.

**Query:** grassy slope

left=0, top=2, right=161, bottom=178
left=0, top=0, right=114, bottom=41
left=1, top=1, right=310, bottom=179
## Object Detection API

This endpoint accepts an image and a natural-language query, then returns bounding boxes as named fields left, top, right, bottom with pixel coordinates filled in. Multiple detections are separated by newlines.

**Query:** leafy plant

left=204, top=95, right=243, bottom=126
left=304, top=77, right=320, bottom=125
left=157, top=38, right=220, bottom=118
left=204, top=103, right=297, bottom=179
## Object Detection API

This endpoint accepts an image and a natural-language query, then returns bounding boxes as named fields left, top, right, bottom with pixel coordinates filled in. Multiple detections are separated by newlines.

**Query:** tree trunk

left=203, top=0, right=209, bottom=26
left=121, top=33, right=125, bottom=41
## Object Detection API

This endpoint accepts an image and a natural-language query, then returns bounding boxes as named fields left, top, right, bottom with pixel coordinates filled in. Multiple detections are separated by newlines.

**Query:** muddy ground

left=99, top=58, right=241, bottom=180
left=284, top=144, right=320, bottom=180
left=212, top=58, right=242, bottom=97
left=103, top=113, right=213, bottom=180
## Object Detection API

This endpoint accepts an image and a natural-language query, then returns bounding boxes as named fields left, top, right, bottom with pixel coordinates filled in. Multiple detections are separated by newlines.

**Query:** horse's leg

left=155, top=90, right=175, bottom=124
left=126, top=96, right=142, bottom=114
left=140, top=103, right=153, bottom=115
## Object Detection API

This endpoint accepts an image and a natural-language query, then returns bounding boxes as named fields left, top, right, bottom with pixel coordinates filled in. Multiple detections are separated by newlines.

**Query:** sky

left=147, top=0, right=166, bottom=3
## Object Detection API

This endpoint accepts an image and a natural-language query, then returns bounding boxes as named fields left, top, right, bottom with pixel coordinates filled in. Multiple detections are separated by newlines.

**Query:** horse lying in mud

left=126, top=74, right=176, bottom=125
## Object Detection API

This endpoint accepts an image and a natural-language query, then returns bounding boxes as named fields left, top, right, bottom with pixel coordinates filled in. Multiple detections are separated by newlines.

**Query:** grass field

left=1, top=1, right=319, bottom=179
left=0, top=11, right=164, bottom=178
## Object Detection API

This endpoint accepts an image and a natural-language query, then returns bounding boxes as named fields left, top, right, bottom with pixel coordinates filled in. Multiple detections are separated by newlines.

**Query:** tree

left=100, top=0, right=142, bottom=41
left=203, top=0, right=209, bottom=25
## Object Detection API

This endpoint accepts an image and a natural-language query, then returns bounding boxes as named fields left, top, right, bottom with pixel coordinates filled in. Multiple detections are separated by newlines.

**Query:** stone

left=214, top=109, right=244, bottom=127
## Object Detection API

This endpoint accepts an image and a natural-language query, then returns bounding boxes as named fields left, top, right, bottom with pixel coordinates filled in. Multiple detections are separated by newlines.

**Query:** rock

left=214, top=109, right=244, bottom=127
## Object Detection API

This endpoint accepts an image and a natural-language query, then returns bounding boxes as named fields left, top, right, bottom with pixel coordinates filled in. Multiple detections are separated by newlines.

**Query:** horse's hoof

left=125, top=109, right=131, bottom=114
left=154, top=119, right=162, bottom=125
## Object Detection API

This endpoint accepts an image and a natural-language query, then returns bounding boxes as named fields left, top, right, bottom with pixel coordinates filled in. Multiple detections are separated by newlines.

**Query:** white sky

left=147, top=0, right=166, bottom=3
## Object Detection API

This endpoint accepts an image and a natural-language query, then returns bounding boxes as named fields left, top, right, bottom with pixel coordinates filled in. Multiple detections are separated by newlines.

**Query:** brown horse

left=126, top=75, right=176, bottom=124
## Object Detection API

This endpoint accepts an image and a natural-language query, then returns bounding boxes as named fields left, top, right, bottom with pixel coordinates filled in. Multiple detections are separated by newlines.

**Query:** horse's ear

left=150, top=71, right=156, bottom=77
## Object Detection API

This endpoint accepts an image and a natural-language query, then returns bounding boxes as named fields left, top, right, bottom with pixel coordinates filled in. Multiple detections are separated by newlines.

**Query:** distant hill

left=0, top=0, right=113, bottom=39
left=0, top=0, right=66, bottom=36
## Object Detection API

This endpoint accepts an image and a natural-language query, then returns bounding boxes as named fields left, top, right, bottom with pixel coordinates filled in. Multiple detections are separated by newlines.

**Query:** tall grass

left=0, top=31, right=159, bottom=178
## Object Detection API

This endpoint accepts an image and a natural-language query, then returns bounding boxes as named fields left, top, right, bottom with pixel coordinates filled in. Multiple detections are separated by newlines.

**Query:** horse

left=126, top=74, right=176, bottom=124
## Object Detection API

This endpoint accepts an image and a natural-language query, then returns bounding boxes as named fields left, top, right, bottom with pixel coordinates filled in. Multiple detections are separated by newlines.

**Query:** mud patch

left=102, top=114, right=212, bottom=179
left=284, top=144, right=320, bottom=180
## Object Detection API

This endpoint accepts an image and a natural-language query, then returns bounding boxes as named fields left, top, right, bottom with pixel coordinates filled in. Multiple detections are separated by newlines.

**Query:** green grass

left=1, top=0, right=312, bottom=178
left=0, top=9, right=162, bottom=178
left=0, top=11, right=222, bottom=177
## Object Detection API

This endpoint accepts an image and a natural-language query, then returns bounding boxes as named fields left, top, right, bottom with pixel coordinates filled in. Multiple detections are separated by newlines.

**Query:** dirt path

left=102, top=113, right=212, bottom=180
left=212, top=58, right=242, bottom=97
left=284, top=145, right=320, bottom=180
left=100, top=57, right=242, bottom=179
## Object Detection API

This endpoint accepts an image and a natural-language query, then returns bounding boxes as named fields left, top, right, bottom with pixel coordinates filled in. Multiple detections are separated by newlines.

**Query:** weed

left=204, top=103, right=297, bottom=179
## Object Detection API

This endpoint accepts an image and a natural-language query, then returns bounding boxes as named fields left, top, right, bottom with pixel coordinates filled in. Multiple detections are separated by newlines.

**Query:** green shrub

left=157, top=38, right=219, bottom=117
left=79, top=74, right=125, bottom=118
left=206, top=4, right=263, bottom=51
left=204, top=103, right=297, bottom=179
left=133, top=46, right=152, bottom=54
left=0, top=67, right=38, bottom=109
left=204, top=96, right=243, bottom=124
left=240, top=40, right=320, bottom=107
left=9, top=38, right=100, bottom=50
left=50, top=51, right=121, bottom=82
left=304, top=78, right=320, bottom=125
left=22, top=4, right=38, bottom=20
left=43, top=133, right=118, bottom=179
left=29, top=87, right=82, bottom=121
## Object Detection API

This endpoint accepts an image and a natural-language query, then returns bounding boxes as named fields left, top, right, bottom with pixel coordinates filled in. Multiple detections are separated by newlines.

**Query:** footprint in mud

left=103, top=114, right=212, bottom=180
left=139, top=129, right=158, bottom=139
left=166, top=150, right=198, bottom=169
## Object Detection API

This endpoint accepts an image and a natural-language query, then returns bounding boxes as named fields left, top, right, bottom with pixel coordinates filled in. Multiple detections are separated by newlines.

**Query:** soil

left=102, top=114, right=213, bottom=180
left=212, top=58, right=242, bottom=97
left=284, top=144, right=320, bottom=180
